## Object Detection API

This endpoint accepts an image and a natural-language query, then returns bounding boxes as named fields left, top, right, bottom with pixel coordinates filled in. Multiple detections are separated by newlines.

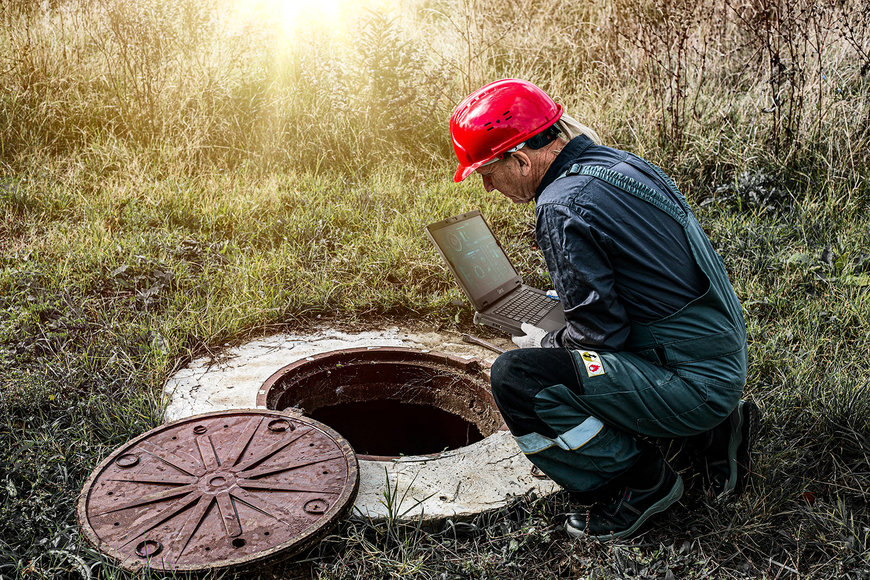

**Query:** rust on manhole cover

left=77, top=409, right=358, bottom=573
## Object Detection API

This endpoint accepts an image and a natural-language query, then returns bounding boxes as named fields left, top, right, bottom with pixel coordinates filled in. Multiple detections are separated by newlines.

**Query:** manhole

left=257, top=347, right=504, bottom=460
left=163, top=328, right=558, bottom=522
left=77, top=410, right=358, bottom=573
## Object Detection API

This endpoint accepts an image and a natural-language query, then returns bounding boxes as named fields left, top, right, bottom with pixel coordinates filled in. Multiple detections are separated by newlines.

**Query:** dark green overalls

left=513, top=163, right=748, bottom=491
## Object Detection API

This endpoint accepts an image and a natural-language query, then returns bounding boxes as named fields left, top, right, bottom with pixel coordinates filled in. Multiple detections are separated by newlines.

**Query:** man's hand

left=512, top=322, right=547, bottom=349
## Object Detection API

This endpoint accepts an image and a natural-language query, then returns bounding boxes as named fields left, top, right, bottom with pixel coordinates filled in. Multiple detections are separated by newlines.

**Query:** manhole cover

left=77, top=409, right=358, bottom=573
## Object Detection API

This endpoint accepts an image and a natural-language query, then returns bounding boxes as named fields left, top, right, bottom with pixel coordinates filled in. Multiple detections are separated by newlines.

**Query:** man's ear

left=513, top=150, right=532, bottom=176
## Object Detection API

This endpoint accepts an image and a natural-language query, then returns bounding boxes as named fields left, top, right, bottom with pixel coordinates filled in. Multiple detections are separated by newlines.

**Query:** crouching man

left=449, top=79, right=759, bottom=540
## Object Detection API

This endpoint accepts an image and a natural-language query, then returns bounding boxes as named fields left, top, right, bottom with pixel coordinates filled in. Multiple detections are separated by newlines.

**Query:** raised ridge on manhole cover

left=77, top=409, right=358, bottom=573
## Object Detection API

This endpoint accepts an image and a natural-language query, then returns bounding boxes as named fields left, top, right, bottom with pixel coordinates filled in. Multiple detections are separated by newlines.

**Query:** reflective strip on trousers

left=514, top=416, right=604, bottom=454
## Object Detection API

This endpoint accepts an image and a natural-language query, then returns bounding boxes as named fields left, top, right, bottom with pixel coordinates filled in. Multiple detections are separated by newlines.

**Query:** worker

left=449, top=79, right=759, bottom=540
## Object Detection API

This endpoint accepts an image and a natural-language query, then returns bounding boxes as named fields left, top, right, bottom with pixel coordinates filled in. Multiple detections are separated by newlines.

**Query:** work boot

left=702, top=399, right=760, bottom=496
left=565, top=454, right=683, bottom=540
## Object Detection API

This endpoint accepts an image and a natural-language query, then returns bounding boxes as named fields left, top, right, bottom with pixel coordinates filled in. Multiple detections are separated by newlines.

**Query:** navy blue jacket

left=536, top=136, right=707, bottom=350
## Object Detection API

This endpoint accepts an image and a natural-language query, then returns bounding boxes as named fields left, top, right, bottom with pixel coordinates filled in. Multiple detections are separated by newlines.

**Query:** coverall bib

left=512, top=162, right=747, bottom=492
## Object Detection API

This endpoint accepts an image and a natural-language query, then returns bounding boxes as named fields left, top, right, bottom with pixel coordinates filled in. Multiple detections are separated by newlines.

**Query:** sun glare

left=234, top=0, right=347, bottom=31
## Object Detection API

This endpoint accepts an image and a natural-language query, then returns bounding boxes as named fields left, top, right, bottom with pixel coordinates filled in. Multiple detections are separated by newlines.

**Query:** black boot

left=701, top=399, right=760, bottom=496
left=565, top=452, right=683, bottom=540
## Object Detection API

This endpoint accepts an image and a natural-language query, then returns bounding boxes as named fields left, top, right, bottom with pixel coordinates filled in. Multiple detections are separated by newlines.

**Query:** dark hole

left=232, top=538, right=246, bottom=549
left=264, top=531, right=270, bottom=536
left=263, top=351, right=501, bottom=460
left=309, top=400, right=484, bottom=457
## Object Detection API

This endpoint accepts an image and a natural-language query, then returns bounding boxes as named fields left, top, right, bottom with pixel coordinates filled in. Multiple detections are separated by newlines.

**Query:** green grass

left=2, top=0, right=869, bottom=577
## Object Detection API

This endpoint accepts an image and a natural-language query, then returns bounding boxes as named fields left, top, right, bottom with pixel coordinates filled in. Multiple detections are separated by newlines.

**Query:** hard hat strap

left=479, top=142, right=526, bottom=167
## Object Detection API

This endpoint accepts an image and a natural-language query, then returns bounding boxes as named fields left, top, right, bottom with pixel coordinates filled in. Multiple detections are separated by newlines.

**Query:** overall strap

left=560, top=163, right=689, bottom=228
left=646, top=161, right=694, bottom=216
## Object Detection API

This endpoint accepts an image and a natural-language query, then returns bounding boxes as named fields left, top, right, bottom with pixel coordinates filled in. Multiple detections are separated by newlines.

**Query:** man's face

left=475, top=155, right=536, bottom=204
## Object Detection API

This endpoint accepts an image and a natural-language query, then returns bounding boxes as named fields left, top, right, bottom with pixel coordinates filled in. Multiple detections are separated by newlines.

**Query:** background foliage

left=1, top=0, right=868, bottom=577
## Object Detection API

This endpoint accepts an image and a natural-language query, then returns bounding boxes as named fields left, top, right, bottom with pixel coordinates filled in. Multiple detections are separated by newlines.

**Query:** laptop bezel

left=425, top=210, right=524, bottom=312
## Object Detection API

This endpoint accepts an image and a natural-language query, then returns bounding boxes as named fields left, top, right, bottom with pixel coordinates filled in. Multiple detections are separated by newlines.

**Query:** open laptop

left=426, top=210, right=566, bottom=335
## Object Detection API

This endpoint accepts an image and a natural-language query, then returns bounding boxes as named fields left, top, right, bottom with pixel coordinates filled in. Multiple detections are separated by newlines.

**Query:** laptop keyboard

left=491, top=291, right=555, bottom=323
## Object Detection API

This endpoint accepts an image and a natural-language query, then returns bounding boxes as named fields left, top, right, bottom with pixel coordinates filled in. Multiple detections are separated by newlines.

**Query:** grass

left=2, top=0, right=869, bottom=577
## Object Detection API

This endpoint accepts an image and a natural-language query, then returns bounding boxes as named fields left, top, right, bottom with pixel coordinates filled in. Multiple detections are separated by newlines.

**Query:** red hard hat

left=450, top=79, right=563, bottom=182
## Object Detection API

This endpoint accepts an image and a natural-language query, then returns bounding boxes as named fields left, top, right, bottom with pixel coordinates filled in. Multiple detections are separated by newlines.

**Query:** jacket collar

left=535, top=135, right=595, bottom=200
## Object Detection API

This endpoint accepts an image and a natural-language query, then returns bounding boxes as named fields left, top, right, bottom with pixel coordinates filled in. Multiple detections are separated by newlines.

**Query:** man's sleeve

left=535, top=202, right=630, bottom=351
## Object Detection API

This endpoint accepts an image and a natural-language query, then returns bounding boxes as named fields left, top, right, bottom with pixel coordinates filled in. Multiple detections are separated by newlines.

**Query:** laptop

left=426, top=210, right=566, bottom=335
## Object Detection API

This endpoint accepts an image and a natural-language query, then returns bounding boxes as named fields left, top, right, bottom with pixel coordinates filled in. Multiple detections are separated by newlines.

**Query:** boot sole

left=565, top=475, right=684, bottom=541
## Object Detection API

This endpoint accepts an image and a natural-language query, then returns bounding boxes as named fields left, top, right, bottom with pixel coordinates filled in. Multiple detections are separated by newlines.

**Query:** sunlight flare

left=233, top=0, right=349, bottom=30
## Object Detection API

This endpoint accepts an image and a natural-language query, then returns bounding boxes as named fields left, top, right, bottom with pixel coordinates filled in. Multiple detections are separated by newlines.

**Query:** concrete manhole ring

left=163, top=327, right=558, bottom=521
left=256, top=347, right=504, bottom=460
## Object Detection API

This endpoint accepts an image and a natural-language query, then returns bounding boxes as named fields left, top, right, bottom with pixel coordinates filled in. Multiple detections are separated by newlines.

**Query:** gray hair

left=555, top=113, right=602, bottom=145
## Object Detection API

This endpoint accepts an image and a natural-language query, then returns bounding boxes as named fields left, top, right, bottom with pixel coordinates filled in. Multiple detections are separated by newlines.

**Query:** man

left=449, top=79, right=759, bottom=540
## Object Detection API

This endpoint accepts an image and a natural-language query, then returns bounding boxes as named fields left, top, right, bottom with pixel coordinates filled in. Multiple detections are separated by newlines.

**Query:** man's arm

left=535, top=202, right=630, bottom=351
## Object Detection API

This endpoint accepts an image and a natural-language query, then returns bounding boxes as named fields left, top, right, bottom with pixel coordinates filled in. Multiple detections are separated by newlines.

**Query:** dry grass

left=1, top=0, right=869, bottom=578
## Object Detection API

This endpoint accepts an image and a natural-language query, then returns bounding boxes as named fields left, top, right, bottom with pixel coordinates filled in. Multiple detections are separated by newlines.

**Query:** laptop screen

left=426, top=211, right=520, bottom=307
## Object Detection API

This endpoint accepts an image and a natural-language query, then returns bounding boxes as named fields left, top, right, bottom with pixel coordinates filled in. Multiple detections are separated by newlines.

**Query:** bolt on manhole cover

left=77, top=409, right=358, bottom=573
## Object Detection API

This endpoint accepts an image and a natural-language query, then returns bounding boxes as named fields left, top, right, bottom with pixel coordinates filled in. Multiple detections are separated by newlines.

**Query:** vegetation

left=1, top=0, right=868, bottom=577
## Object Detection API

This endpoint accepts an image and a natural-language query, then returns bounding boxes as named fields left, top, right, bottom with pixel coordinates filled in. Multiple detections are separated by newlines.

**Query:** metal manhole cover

left=77, top=409, right=358, bottom=573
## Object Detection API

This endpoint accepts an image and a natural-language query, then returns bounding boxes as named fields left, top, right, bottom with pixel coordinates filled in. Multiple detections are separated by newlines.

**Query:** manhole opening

left=259, top=348, right=503, bottom=460
left=310, top=399, right=483, bottom=457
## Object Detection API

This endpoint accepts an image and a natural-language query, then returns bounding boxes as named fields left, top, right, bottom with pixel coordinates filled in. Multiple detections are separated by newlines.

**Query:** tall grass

left=0, top=0, right=454, bottom=175
left=1, top=0, right=869, bottom=578
left=2, top=0, right=868, bottom=184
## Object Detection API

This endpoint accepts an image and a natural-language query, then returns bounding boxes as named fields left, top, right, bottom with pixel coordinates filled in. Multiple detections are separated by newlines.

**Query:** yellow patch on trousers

left=578, top=350, right=605, bottom=377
